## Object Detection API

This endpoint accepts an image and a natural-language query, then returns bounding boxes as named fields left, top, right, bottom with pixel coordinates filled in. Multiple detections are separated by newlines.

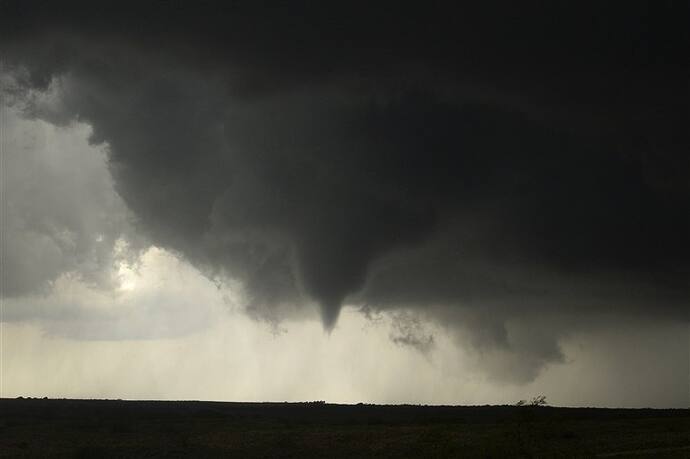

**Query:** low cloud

left=389, top=312, right=436, bottom=356
left=1, top=3, right=687, bottom=383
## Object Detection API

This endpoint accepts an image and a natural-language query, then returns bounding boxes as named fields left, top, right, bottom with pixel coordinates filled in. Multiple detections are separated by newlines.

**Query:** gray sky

left=1, top=109, right=687, bottom=407
left=0, top=2, right=688, bottom=407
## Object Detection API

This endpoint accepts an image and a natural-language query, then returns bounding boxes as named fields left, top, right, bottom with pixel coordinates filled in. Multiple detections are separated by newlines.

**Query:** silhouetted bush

left=516, top=395, right=547, bottom=407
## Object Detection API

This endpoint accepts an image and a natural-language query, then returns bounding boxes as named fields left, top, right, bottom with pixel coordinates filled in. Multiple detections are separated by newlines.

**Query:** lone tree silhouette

left=515, top=395, right=547, bottom=407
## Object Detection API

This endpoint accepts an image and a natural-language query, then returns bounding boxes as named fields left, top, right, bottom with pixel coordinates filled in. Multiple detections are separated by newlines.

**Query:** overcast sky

left=0, top=1, right=688, bottom=407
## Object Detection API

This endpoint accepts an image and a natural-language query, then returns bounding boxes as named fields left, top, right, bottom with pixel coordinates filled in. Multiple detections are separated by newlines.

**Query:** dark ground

left=0, top=398, right=688, bottom=458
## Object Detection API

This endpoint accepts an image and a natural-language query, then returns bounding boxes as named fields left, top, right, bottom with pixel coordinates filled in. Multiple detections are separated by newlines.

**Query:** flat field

left=0, top=399, right=688, bottom=458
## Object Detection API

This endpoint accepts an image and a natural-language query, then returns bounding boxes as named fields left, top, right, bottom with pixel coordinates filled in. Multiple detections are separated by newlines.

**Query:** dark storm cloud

left=2, top=1, right=688, bottom=376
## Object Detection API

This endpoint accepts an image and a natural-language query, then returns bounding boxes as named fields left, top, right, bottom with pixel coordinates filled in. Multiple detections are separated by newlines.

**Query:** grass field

left=1, top=399, right=688, bottom=457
